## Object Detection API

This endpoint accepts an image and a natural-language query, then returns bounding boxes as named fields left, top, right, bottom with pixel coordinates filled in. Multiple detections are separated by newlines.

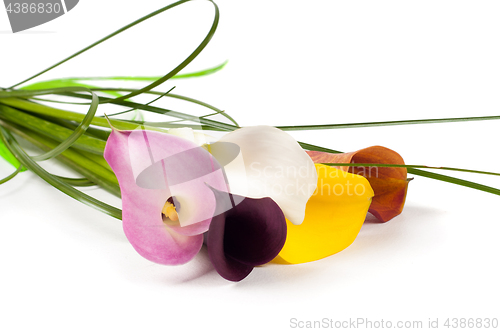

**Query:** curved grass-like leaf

left=0, top=125, right=122, bottom=219
left=19, top=61, right=229, bottom=91
left=0, top=166, right=22, bottom=185
left=55, top=176, right=95, bottom=187
left=59, top=92, right=237, bottom=131
left=8, top=0, right=221, bottom=105
left=57, top=89, right=240, bottom=129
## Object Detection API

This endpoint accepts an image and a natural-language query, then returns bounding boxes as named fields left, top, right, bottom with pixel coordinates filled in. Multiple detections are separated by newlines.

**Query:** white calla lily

left=218, top=125, right=317, bottom=225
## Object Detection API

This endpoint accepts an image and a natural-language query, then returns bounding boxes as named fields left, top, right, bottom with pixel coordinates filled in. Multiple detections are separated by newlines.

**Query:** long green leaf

left=20, top=80, right=123, bottom=98
left=19, top=61, right=229, bottom=90
left=277, top=115, right=500, bottom=131
left=407, top=168, right=500, bottom=196
left=322, top=163, right=500, bottom=177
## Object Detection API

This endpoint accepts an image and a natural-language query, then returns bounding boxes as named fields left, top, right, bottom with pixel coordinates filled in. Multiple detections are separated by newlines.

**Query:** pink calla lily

left=104, top=128, right=228, bottom=265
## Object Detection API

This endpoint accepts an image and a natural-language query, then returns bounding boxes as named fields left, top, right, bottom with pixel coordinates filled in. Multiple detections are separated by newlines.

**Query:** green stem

left=79, top=150, right=113, bottom=172
left=0, top=125, right=122, bottom=219
left=2, top=121, right=120, bottom=197
left=0, top=97, right=142, bottom=130
left=42, top=116, right=111, bottom=141
left=0, top=104, right=105, bottom=155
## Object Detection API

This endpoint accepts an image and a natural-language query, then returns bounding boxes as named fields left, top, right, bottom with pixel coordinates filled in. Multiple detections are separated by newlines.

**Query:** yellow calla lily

left=275, top=164, right=374, bottom=264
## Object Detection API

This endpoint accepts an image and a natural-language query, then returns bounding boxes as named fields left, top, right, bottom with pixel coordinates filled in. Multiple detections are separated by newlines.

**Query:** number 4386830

left=5, top=2, right=62, bottom=14
left=444, top=318, right=498, bottom=329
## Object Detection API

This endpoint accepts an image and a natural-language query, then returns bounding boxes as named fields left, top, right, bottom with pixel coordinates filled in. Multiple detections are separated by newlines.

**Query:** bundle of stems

left=1, top=0, right=499, bottom=221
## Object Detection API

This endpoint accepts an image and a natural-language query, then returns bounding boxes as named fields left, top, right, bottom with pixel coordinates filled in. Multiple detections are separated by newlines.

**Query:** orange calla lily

left=307, top=146, right=410, bottom=222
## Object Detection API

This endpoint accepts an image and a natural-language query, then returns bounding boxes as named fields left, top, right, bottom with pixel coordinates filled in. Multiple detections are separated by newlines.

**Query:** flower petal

left=276, top=164, right=374, bottom=264
left=206, top=187, right=287, bottom=281
left=308, top=146, right=410, bottom=222
left=218, top=126, right=317, bottom=225
left=104, top=128, right=228, bottom=265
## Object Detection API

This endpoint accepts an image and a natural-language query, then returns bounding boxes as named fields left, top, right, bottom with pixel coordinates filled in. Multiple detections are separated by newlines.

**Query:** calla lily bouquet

left=1, top=0, right=500, bottom=282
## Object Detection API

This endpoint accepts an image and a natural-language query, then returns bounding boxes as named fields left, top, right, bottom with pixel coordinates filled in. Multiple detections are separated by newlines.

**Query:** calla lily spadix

left=275, top=164, right=374, bottom=265
left=307, top=146, right=410, bottom=222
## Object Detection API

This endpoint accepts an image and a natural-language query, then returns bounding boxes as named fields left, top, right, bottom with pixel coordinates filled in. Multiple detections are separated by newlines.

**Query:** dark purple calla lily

left=205, top=187, right=287, bottom=282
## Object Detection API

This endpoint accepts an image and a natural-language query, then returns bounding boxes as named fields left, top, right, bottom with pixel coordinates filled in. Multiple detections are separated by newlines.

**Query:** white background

left=1, top=1, right=499, bottom=331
